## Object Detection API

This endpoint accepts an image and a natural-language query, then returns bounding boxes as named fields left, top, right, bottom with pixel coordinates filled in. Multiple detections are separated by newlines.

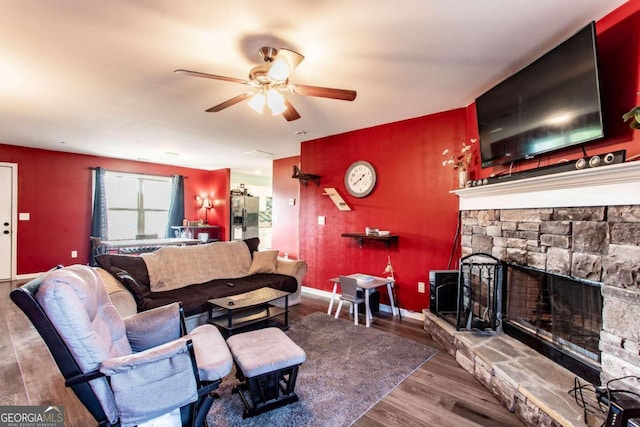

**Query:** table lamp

left=202, top=198, right=212, bottom=223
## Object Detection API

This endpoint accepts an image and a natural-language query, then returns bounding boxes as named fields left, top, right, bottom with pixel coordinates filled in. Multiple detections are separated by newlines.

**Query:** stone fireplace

left=425, top=161, right=640, bottom=426
left=458, top=163, right=640, bottom=393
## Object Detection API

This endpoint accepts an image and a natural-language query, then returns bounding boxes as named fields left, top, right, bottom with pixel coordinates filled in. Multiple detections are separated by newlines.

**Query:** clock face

left=345, top=160, right=377, bottom=198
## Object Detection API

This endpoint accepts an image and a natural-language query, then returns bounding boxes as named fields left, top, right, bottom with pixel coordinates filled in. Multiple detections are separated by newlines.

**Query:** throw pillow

left=243, top=237, right=260, bottom=258
left=248, top=250, right=279, bottom=275
left=96, top=254, right=151, bottom=287
left=110, top=267, right=150, bottom=309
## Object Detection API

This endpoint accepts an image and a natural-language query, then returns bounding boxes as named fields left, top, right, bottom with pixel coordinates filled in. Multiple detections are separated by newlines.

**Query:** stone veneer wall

left=460, top=205, right=640, bottom=391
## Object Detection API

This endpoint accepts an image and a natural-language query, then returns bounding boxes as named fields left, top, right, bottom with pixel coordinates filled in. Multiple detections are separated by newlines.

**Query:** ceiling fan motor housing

left=249, top=64, right=272, bottom=83
left=259, top=46, right=278, bottom=62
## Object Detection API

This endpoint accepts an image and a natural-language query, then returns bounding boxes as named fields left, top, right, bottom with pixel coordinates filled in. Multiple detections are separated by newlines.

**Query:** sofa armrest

left=95, top=267, right=137, bottom=318
left=276, top=257, right=307, bottom=284
left=274, top=257, right=308, bottom=306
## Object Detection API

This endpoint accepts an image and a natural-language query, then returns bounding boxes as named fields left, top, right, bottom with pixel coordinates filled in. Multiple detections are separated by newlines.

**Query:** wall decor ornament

left=443, top=139, right=473, bottom=188
left=441, top=140, right=472, bottom=170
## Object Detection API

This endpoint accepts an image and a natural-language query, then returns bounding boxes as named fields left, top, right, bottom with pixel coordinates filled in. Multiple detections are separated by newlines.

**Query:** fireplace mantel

left=452, top=161, right=640, bottom=210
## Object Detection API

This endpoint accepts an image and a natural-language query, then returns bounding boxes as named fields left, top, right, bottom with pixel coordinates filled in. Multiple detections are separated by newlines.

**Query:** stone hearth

left=424, top=311, right=603, bottom=426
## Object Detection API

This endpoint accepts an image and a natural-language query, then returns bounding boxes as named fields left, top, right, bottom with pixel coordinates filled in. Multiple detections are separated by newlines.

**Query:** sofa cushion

left=243, top=238, right=260, bottom=258
left=139, top=274, right=298, bottom=316
left=110, top=267, right=151, bottom=310
left=247, top=250, right=278, bottom=275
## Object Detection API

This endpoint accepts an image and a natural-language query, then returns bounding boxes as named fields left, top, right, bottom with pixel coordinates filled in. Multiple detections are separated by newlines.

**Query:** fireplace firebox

left=440, top=255, right=603, bottom=384
left=503, top=263, right=602, bottom=384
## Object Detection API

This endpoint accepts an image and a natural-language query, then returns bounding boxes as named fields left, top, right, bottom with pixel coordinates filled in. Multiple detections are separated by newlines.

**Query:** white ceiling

left=0, top=0, right=627, bottom=176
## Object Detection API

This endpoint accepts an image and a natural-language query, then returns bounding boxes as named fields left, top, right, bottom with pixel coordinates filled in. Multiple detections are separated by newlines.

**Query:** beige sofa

left=95, top=239, right=307, bottom=330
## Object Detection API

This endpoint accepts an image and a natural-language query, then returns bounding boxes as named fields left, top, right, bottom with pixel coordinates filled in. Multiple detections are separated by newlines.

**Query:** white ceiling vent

left=244, top=150, right=274, bottom=158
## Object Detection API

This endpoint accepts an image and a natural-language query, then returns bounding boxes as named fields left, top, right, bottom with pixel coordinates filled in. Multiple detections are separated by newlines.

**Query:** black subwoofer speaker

left=429, top=270, right=459, bottom=314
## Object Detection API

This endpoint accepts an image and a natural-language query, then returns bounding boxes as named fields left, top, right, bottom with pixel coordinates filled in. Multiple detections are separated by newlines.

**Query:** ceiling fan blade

left=282, top=99, right=301, bottom=121
left=206, top=93, right=253, bottom=112
left=290, top=84, right=357, bottom=101
left=174, top=69, right=250, bottom=85
left=268, top=48, right=305, bottom=82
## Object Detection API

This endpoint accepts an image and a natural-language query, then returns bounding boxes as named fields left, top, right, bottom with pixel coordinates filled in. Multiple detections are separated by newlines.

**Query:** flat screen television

left=477, top=22, right=604, bottom=169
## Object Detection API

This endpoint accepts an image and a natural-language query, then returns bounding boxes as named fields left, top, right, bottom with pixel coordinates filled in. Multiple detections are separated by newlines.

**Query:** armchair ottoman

left=226, top=327, right=306, bottom=418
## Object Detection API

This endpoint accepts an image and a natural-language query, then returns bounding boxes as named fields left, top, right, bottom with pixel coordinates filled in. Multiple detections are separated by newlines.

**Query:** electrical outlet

left=71, top=250, right=78, bottom=258
left=418, top=281, right=425, bottom=293
left=317, top=216, right=326, bottom=225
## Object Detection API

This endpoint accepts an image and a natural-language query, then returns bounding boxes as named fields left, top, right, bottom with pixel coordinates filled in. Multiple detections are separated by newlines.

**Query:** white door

left=0, top=164, right=16, bottom=281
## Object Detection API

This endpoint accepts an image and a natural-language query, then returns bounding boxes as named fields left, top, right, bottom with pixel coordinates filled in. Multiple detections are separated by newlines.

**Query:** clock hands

left=351, top=173, right=366, bottom=185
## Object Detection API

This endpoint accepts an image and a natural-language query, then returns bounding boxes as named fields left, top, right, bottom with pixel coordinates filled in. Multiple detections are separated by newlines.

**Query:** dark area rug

left=207, top=311, right=437, bottom=426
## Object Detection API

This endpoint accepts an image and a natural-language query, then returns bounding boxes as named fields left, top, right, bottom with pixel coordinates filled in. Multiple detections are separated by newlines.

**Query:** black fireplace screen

left=455, top=253, right=505, bottom=331
left=505, top=265, right=602, bottom=363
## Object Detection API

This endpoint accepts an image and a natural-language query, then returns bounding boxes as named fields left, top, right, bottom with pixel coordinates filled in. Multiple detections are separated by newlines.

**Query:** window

left=104, top=172, right=172, bottom=240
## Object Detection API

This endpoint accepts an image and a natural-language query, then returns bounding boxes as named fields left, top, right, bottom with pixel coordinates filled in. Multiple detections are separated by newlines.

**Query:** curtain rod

left=89, top=167, right=188, bottom=179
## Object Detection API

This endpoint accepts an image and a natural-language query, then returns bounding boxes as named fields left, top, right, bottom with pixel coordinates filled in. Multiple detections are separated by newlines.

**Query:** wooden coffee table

left=207, top=287, right=290, bottom=336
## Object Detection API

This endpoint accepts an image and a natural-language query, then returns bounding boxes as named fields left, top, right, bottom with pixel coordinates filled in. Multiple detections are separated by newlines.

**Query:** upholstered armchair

left=11, top=264, right=233, bottom=427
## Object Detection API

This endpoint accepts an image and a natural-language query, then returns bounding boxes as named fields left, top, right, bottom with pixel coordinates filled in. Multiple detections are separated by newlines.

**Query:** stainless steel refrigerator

left=230, top=195, right=259, bottom=240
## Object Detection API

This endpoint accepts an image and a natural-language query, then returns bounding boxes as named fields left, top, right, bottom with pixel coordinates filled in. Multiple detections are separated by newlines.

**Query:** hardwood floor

left=1, top=279, right=524, bottom=426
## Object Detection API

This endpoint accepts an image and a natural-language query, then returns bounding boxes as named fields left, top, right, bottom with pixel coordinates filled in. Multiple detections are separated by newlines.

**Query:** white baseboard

left=16, top=272, right=42, bottom=281
left=301, top=286, right=423, bottom=321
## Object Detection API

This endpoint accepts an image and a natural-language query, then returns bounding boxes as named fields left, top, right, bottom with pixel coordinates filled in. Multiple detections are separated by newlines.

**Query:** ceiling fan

left=175, top=46, right=357, bottom=121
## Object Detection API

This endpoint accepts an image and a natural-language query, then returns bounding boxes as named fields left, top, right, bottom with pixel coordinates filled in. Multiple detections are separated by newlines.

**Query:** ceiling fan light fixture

left=267, top=48, right=304, bottom=82
left=247, top=92, right=266, bottom=113
left=267, top=89, right=287, bottom=115
left=270, top=102, right=287, bottom=115
left=268, top=60, right=290, bottom=82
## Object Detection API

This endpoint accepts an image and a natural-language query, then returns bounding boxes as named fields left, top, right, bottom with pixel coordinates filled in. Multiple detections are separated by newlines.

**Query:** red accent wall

left=298, top=110, right=466, bottom=313
left=0, top=144, right=230, bottom=274
left=272, top=156, right=301, bottom=259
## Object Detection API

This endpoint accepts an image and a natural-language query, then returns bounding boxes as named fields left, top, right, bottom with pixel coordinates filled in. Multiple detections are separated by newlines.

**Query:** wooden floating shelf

left=292, top=165, right=320, bottom=187
left=341, top=233, right=399, bottom=249
left=293, top=173, right=321, bottom=187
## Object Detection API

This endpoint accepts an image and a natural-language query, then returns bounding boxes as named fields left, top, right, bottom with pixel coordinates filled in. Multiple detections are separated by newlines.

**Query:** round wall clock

left=344, top=160, right=377, bottom=198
